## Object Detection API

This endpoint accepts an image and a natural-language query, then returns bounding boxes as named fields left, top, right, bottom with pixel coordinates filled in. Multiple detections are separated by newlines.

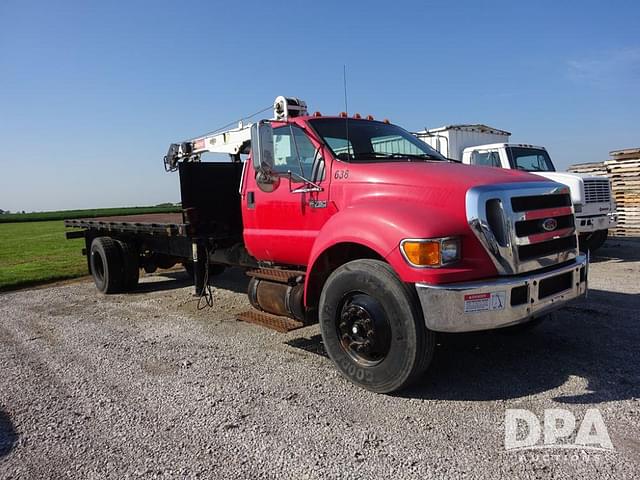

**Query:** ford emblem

left=541, top=218, right=558, bottom=232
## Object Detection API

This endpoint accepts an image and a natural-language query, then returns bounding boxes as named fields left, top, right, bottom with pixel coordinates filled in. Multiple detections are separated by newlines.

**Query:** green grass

left=0, top=220, right=87, bottom=291
left=0, top=204, right=180, bottom=223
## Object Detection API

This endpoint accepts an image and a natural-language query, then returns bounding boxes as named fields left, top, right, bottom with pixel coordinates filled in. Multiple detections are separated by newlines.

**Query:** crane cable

left=187, top=104, right=272, bottom=142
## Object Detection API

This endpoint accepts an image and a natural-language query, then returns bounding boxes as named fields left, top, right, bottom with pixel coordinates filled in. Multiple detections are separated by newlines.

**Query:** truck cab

left=241, top=108, right=586, bottom=390
left=417, top=124, right=617, bottom=251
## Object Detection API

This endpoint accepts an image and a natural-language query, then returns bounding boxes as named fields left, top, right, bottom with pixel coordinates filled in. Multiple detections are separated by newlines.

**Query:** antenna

left=343, top=65, right=352, bottom=158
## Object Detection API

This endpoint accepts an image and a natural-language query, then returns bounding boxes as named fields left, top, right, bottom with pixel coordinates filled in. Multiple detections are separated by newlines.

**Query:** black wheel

left=579, top=229, right=608, bottom=252
left=90, top=237, right=124, bottom=294
left=115, top=239, right=139, bottom=291
left=319, top=259, right=435, bottom=393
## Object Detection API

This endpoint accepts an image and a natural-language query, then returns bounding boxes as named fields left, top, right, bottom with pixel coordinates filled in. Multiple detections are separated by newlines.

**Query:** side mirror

left=251, top=121, right=275, bottom=174
left=250, top=120, right=280, bottom=192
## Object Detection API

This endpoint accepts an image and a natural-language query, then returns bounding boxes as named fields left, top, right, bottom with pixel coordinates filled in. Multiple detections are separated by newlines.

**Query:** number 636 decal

left=334, top=169, right=349, bottom=180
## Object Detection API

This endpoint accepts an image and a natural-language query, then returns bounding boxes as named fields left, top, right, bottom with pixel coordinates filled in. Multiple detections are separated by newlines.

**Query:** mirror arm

left=286, top=171, right=324, bottom=193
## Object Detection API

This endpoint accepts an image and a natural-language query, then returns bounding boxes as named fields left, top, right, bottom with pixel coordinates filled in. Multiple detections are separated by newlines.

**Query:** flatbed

left=64, top=213, right=187, bottom=236
left=64, top=161, right=248, bottom=296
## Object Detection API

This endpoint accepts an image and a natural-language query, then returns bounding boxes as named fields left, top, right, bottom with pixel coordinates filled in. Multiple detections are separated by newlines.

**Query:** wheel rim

left=337, top=293, right=391, bottom=366
left=92, top=251, right=105, bottom=282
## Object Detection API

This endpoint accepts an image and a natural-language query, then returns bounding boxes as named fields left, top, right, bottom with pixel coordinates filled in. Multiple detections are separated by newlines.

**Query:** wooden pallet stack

left=568, top=148, right=640, bottom=237
left=566, top=161, right=607, bottom=176
left=606, top=148, right=640, bottom=237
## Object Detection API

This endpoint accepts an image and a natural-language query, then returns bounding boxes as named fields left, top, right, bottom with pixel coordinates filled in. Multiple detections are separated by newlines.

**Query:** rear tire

left=90, top=237, right=124, bottom=294
left=114, top=239, right=139, bottom=291
left=319, top=259, right=435, bottom=393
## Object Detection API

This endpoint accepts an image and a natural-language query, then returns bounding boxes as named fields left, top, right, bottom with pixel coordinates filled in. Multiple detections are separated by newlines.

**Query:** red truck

left=65, top=96, right=588, bottom=393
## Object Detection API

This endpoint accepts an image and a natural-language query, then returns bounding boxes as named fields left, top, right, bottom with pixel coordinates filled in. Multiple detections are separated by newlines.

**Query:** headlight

left=400, top=237, right=461, bottom=268
left=574, top=203, right=583, bottom=213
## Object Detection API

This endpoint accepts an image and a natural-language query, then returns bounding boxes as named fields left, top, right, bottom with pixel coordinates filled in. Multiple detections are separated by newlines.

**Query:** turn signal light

left=401, top=241, right=440, bottom=266
left=400, top=237, right=461, bottom=268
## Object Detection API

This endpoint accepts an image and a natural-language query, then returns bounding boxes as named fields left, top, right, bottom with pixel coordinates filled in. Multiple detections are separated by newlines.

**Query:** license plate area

left=538, top=271, right=573, bottom=299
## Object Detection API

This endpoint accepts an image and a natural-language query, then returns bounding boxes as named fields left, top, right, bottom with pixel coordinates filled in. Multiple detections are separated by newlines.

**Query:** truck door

left=242, top=123, right=333, bottom=266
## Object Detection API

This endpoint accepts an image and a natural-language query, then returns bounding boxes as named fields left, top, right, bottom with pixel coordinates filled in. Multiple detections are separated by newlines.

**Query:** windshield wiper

left=355, top=152, right=445, bottom=161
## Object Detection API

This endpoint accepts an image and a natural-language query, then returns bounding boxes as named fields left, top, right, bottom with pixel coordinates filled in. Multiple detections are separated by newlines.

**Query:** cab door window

left=273, top=125, right=322, bottom=179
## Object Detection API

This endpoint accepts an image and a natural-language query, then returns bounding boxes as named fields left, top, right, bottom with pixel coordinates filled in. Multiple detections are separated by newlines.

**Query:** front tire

left=319, top=259, right=435, bottom=393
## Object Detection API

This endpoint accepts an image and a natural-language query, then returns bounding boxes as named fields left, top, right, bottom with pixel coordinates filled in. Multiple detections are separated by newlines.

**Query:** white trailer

left=415, top=124, right=618, bottom=251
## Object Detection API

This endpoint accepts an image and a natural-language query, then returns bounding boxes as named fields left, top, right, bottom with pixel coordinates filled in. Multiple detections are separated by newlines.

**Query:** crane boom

left=163, top=96, right=307, bottom=171
left=163, top=122, right=253, bottom=171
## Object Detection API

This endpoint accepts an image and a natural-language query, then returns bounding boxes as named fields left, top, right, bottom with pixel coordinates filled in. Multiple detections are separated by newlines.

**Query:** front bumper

left=415, top=254, right=587, bottom=332
left=576, top=213, right=617, bottom=233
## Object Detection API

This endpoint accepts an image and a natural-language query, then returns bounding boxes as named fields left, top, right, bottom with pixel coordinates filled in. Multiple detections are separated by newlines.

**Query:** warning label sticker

left=464, top=291, right=506, bottom=313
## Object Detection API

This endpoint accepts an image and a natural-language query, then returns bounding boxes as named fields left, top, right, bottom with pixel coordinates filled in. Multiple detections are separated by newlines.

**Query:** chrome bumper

left=415, top=255, right=588, bottom=333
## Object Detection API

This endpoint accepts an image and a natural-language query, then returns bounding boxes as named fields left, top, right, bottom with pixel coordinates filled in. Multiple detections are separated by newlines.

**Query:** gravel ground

left=1, top=239, right=639, bottom=479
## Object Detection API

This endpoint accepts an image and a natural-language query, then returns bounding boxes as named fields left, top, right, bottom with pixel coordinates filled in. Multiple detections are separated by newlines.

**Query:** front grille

left=467, top=182, right=578, bottom=275
left=511, top=193, right=571, bottom=212
left=583, top=179, right=611, bottom=204
left=515, top=214, right=575, bottom=237
left=518, top=235, right=577, bottom=261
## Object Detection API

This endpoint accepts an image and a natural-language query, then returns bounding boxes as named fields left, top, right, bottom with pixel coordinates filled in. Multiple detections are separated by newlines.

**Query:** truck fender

left=303, top=202, right=455, bottom=307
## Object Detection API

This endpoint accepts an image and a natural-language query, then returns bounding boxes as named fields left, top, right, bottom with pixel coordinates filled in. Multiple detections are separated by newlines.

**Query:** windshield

left=507, top=147, right=556, bottom=172
left=308, top=118, right=446, bottom=162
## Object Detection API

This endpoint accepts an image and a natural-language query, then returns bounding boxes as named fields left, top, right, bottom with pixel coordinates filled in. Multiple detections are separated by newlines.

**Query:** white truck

left=414, top=124, right=617, bottom=251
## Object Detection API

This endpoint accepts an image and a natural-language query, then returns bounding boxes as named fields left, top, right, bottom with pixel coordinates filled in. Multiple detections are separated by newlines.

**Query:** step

left=247, top=268, right=305, bottom=285
left=236, top=309, right=305, bottom=333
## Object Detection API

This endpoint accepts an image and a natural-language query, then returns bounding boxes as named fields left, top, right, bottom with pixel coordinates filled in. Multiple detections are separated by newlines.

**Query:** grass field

left=0, top=220, right=87, bottom=291
left=0, top=205, right=184, bottom=291
left=0, top=204, right=180, bottom=223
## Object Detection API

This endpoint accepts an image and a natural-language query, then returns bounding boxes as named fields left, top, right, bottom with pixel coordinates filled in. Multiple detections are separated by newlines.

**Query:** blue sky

left=1, top=0, right=638, bottom=212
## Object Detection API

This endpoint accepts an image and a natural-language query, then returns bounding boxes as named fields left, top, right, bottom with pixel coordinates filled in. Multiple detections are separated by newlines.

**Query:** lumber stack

left=606, top=148, right=640, bottom=236
left=566, top=161, right=608, bottom=176
left=568, top=147, right=640, bottom=237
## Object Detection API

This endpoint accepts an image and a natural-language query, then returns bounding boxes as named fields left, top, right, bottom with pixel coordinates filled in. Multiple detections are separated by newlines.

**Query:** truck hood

left=344, top=160, right=545, bottom=193
left=331, top=160, right=556, bottom=223
left=529, top=171, right=584, bottom=204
